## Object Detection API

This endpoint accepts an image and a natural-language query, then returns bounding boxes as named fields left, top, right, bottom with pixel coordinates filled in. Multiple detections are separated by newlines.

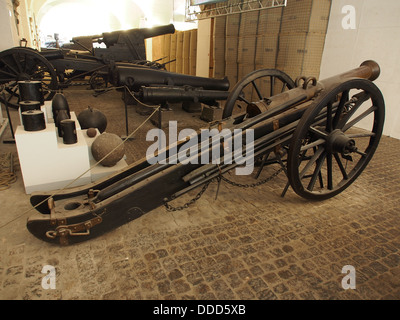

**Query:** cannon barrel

left=241, top=60, right=381, bottom=120
left=319, top=60, right=380, bottom=90
left=39, top=49, right=65, bottom=61
left=132, top=60, right=380, bottom=109
left=113, top=65, right=230, bottom=91
left=102, top=24, right=175, bottom=47
left=139, top=86, right=230, bottom=104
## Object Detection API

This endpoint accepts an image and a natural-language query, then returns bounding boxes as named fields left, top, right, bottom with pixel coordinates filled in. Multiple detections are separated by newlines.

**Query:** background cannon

left=25, top=61, right=385, bottom=245
left=0, top=24, right=176, bottom=108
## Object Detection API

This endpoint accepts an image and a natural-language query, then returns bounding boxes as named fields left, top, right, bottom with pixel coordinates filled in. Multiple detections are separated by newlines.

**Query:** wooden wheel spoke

left=326, top=102, right=333, bottom=132
left=281, top=82, right=287, bottom=93
left=347, top=132, right=375, bottom=138
left=0, top=57, right=20, bottom=76
left=300, top=138, right=325, bottom=152
left=338, top=92, right=370, bottom=128
left=343, top=105, right=377, bottom=132
left=307, top=151, right=327, bottom=191
left=333, top=153, right=348, bottom=180
left=24, top=60, right=40, bottom=77
left=270, top=76, right=275, bottom=96
left=238, top=94, right=251, bottom=105
left=11, top=53, right=23, bottom=74
left=333, top=90, right=349, bottom=128
left=0, top=78, right=16, bottom=82
left=309, top=126, right=328, bottom=139
left=299, top=146, right=325, bottom=179
left=326, top=152, right=333, bottom=190
left=30, top=68, right=45, bottom=79
left=251, top=80, right=263, bottom=100
left=0, top=68, right=17, bottom=78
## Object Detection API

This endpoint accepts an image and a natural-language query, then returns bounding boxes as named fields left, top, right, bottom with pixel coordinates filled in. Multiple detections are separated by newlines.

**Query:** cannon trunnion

left=25, top=61, right=385, bottom=245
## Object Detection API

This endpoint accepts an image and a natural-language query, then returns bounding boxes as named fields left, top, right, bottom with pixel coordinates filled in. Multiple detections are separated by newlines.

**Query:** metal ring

left=303, top=77, right=317, bottom=89
left=295, top=76, right=307, bottom=88
left=45, top=230, right=58, bottom=239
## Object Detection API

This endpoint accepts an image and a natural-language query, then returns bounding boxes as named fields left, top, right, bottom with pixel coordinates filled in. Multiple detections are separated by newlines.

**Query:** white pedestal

left=15, top=111, right=127, bottom=194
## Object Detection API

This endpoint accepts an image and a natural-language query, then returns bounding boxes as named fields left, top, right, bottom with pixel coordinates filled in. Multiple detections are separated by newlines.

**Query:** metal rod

left=2, top=93, right=15, bottom=143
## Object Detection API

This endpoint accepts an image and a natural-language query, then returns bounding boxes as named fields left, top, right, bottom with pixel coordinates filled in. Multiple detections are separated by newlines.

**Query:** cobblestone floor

left=0, top=87, right=400, bottom=300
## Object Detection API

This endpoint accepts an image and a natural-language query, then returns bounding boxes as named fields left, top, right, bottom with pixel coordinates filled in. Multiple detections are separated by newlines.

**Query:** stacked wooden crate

left=152, top=0, right=331, bottom=89
left=210, top=0, right=331, bottom=86
left=255, top=6, right=283, bottom=70
left=224, top=13, right=241, bottom=85
left=276, top=0, right=332, bottom=80
left=213, top=15, right=227, bottom=79
left=152, top=29, right=198, bottom=76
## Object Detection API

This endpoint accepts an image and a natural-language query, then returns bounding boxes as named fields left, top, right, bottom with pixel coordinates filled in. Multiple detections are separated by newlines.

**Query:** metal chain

left=220, top=166, right=285, bottom=189
left=164, top=165, right=285, bottom=212
left=164, top=180, right=212, bottom=212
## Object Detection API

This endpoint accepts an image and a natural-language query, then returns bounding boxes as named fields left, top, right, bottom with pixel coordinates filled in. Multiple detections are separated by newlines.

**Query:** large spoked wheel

left=222, top=69, right=296, bottom=119
left=287, top=78, right=385, bottom=200
left=0, top=47, right=58, bottom=109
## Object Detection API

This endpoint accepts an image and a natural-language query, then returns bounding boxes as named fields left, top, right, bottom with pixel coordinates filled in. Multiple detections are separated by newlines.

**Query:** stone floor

left=0, top=86, right=400, bottom=300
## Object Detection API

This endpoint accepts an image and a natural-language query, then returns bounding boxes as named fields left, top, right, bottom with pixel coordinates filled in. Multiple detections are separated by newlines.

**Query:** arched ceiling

left=26, top=0, right=194, bottom=43
left=28, top=0, right=180, bottom=26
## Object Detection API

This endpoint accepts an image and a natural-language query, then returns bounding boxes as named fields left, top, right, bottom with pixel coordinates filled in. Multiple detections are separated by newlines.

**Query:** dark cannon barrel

left=139, top=86, right=230, bottom=104
left=114, top=65, right=230, bottom=91
left=102, top=24, right=175, bottom=47
left=39, top=49, right=65, bottom=61
left=138, top=24, right=176, bottom=39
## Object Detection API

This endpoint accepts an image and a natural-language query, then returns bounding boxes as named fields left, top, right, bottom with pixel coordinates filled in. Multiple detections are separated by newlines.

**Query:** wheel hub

left=326, top=129, right=357, bottom=154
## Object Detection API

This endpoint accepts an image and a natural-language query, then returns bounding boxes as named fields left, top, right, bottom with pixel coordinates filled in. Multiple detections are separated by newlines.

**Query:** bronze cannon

left=25, top=60, right=385, bottom=245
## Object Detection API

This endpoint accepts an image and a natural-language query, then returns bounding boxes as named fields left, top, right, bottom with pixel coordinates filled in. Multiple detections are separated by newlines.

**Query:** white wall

left=196, top=19, right=212, bottom=77
left=320, top=0, right=400, bottom=139
left=0, top=0, right=19, bottom=51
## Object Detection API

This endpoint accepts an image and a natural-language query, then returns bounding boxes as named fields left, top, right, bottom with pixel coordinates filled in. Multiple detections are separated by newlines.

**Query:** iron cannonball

left=91, top=133, right=125, bottom=167
left=86, top=128, right=97, bottom=138
left=77, top=106, right=107, bottom=133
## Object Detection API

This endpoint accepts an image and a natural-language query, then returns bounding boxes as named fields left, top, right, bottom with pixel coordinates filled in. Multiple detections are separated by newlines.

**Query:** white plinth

left=15, top=111, right=127, bottom=194
left=15, top=121, right=91, bottom=194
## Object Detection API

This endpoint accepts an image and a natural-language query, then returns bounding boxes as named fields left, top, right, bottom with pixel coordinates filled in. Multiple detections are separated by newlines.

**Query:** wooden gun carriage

left=22, top=60, right=384, bottom=245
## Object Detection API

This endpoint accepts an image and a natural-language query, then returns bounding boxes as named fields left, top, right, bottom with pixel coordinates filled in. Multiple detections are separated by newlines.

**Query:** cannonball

left=77, top=106, right=107, bottom=133
left=91, top=133, right=125, bottom=167
left=86, top=128, right=97, bottom=138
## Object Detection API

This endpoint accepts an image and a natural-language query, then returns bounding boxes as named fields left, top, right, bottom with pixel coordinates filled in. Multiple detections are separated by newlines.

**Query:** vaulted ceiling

left=27, top=0, right=188, bottom=40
